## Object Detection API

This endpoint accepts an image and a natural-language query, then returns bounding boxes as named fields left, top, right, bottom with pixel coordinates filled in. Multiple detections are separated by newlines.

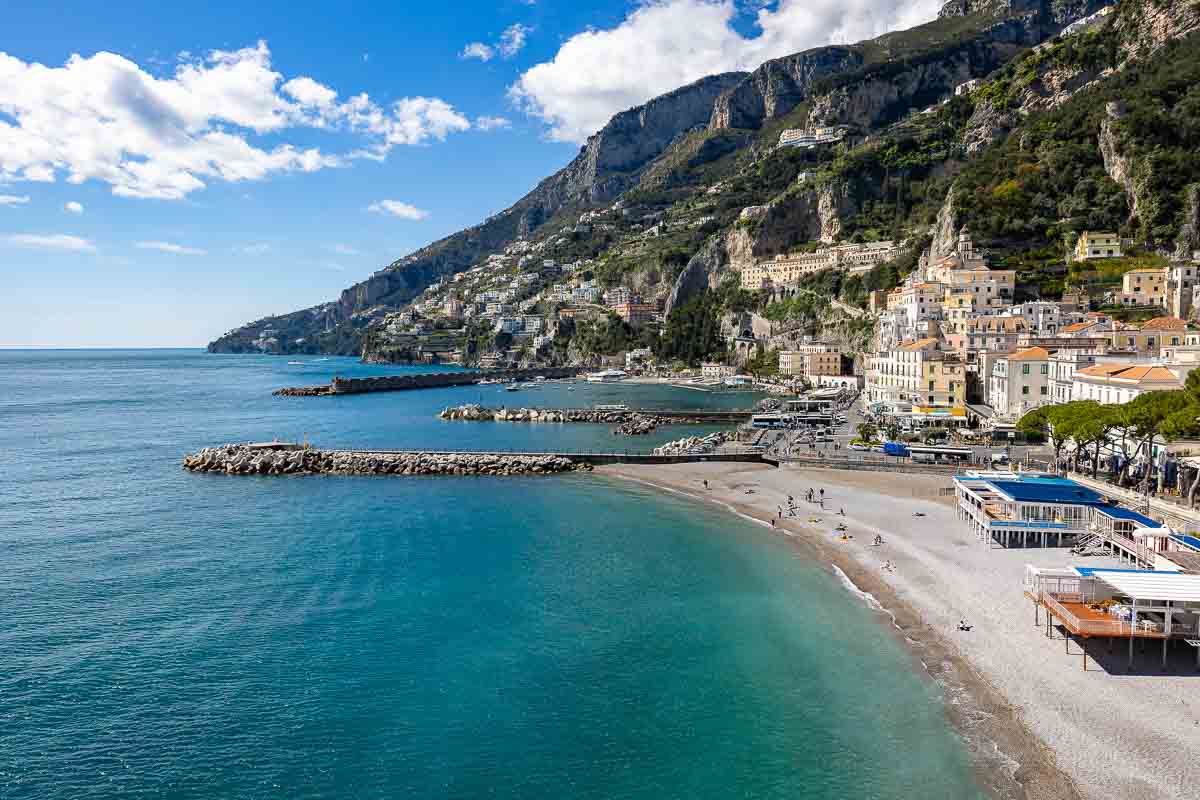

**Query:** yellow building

left=779, top=345, right=842, bottom=377
left=1074, top=231, right=1123, bottom=261
left=1119, top=268, right=1167, bottom=307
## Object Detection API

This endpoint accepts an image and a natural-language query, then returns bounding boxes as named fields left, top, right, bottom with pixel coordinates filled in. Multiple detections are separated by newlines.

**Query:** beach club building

left=1023, top=566, right=1200, bottom=668
left=954, top=473, right=1112, bottom=548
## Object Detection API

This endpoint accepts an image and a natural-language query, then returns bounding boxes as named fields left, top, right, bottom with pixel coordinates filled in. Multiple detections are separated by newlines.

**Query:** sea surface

left=0, top=350, right=985, bottom=799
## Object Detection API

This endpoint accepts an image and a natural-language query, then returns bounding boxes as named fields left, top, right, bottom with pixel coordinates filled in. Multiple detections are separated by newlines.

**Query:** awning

left=1094, top=570, right=1200, bottom=603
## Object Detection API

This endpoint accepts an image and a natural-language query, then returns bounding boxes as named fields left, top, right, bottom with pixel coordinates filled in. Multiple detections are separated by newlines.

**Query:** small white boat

left=505, top=383, right=521, bottom=392
left=287, top=360, right=304, bottom=365
left=585, top=369, right=628, bottom=383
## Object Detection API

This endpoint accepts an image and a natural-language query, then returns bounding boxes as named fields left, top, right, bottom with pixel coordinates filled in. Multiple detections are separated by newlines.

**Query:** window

left=1040, top=364, right=1048, bottom=375
left=1022, top=386, right=1030, bottom=395
left=1040, top=386, right=1047, bottom=395
left=1022, top=364, right=1031, bottom=375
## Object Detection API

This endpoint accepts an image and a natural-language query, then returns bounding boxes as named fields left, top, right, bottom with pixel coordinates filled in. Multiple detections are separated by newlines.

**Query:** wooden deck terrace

left=1037, top=592, right=1199, bottom=640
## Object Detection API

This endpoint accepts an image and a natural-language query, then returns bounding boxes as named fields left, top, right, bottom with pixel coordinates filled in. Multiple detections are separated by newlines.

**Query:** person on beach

left=703, top=479, right=708, bottom=490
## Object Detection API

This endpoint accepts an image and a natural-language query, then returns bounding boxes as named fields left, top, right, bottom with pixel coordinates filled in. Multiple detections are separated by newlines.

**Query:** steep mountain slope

left=207, top=72, right=746, bottom=354
left=209, top=0, right=1113, bottom=356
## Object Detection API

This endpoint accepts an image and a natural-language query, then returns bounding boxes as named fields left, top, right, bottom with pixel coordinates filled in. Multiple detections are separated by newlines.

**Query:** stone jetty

left=182, top=444, right=589, bottom=477
left=439, top=404, right=673, bottom=435
left=653, top=432, right=733, bottom=456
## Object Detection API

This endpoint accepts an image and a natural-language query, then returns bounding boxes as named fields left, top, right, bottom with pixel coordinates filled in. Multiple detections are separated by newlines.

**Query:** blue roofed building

left=954, top=472, right=1114, bottom=548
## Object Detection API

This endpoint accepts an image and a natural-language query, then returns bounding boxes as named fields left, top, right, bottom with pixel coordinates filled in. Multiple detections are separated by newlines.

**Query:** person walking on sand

left=703, top=479, right=708, bottom=490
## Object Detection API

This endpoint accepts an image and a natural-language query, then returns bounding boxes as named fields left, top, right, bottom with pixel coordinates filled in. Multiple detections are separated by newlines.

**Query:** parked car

left=849, top=442, right=868, bottom=451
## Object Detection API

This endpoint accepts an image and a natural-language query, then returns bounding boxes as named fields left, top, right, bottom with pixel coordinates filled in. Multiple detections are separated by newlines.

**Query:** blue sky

left=1, top=0, right=941, bottom=347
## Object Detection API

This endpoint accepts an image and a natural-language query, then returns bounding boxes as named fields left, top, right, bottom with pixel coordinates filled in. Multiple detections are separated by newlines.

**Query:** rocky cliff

left=209, top=72, right=745, bottom=354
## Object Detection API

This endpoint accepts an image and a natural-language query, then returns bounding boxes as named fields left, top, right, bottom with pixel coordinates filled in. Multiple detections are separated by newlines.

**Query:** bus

left=907, top=445, right=973, bottom=464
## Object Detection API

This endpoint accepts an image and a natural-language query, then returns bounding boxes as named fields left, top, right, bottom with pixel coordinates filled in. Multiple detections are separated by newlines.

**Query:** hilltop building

left=1074, top=231, right=1122, bottom=261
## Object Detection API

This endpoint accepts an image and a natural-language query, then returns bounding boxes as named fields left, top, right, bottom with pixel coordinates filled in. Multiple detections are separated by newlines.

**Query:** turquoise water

left=0, top=350, right=985, bottom=799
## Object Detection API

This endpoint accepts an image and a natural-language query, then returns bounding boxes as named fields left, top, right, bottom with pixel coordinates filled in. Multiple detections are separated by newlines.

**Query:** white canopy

left=1132, top=526, right=1173, bottom=539
left=1095, top=571, right=1200, bottom=603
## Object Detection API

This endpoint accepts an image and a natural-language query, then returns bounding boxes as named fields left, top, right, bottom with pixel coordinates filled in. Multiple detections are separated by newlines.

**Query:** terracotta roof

left=899, top=337, right=939, bottom=351
left=1062, top=321, right=1096, bottom=333
left=1074, top=363, right=1183, bottom=387
left=1138, top=316, right=1187, bottom=331
left=1076, top=363, right=1133, bottom=378
left=1007, top=346, right=1050, bottom=361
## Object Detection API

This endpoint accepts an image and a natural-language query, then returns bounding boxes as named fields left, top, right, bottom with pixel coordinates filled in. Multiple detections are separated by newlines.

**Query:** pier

left=274, top=367, right=584, bottom=396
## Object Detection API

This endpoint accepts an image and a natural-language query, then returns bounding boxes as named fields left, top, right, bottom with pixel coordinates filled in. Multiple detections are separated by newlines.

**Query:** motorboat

left=585, top=369, right=628, bottom=383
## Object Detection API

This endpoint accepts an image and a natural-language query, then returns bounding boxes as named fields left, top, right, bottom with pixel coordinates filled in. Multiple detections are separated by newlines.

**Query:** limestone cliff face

left=929, top=187, right=961, bottom=262
left=1176, top=185, right=1200, bottom=259
left=708, top=47, right=862, bottom=131
left=1115, top=0, right=1200, bottom=61
left=665, top=180, right=856, bottom=315
left=1099, top=101, right=1140, bottom=220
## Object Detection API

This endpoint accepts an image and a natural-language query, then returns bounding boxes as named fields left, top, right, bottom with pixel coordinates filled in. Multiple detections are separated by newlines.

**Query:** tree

left=856, top=422, right=878, bottom=442
left=1122, top=391, right=1196, bottom=491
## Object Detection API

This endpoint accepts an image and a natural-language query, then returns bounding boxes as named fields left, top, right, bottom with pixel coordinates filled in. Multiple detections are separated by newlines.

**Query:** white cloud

left=0, top=194, right=30, bottom=206
left=463, top=23, right=533, bottom=64
left=64, top=201, right=84, bottom=214
left=0, top=41, right=472, bottom=200
left=510, top=0, right=941, bottom=143
left=238, top=242, right=271, bottom=255
left=330, top=243, right=361, bottom=255
left=6, top=233, right=95, bottom=251
left=461, top=42, right=495, bottom=61
left=367, top=199, right=429, bottom=220
left=498, top=24, right=532, bottom=58
left=136, top=240, right=207, bottom=255
left=475, top=115, right=512, bottom=131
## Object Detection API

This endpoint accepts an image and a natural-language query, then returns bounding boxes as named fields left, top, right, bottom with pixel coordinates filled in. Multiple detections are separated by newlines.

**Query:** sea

left=0, top=349, right=986, bottom=799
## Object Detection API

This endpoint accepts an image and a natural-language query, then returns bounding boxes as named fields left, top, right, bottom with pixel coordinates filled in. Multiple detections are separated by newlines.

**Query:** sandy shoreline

left=597, top=462, right=1200, bottom=800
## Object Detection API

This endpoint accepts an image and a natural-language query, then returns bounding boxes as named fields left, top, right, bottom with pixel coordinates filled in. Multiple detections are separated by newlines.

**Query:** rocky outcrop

left=653, top=432, right=733, bottom=456
left=183, top=445, right=589, bottom=477
left=1175, top=184, right=1200, bottom=259
left=1115, top=0, right=1200, bottom=61
left=1099, top=101, right=1140, bottom=221
left=709, top=47, right=862, bottom=131
left=962, top=97, right=1018, bottom=155
left=928, top=187, right=962, bottom=263
left=665, top=237, right=726, bottom=316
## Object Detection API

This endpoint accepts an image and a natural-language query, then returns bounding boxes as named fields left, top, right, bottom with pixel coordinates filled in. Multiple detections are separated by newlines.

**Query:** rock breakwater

left=183, top=444, right=590, bottom=477
left=438, top=404, right=692, bottom=432
left=653, top=432, right=733, bottom=456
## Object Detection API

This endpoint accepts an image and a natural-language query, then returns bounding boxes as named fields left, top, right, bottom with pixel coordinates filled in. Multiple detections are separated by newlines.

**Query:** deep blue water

left=0, top=350, right=984, bottom=799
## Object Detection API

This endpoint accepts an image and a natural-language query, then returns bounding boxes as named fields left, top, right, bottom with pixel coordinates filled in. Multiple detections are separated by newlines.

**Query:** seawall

left=274, top=367, right=584, bottom=397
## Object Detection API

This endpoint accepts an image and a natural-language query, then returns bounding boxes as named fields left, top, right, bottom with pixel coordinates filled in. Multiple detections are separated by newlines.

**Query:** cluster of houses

left=860, top=227, right=1200, bottom=429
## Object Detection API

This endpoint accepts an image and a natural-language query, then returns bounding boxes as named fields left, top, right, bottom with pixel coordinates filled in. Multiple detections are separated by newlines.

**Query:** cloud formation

left=461, top=42, right=495, bottom=62
left=510, top=0, right=941, bottom=143
left=498, top=24, right=532, bottom=58
left=367, top=199, right=429, bottom=220
left=0, top=194, right=30, bottom=206
left=462, top=23, right=533, bottom=63
left=136, top=240, right=207, bottom=255
left=64, top=201, right=84, bottom=214
left=6, top=233, right=95, bottom=251
left=0, top=41, right=471, bottom=200
left=330, top=243, right=362, bottom=255
left=474, top=115, right=512, bottom=131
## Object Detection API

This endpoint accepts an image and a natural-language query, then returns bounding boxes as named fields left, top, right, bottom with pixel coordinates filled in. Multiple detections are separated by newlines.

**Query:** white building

left=1071, top=363, right=1183, bottom=404
left=987, top=347, right=1051, bottom=419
